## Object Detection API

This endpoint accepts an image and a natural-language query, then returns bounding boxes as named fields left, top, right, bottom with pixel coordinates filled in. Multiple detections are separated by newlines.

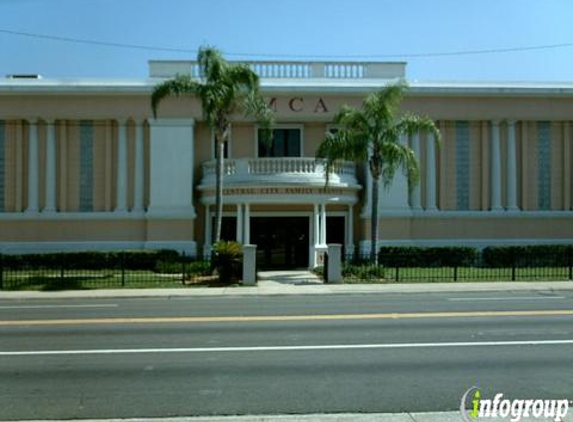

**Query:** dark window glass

left=258, top=129, right=301, bottom=157
left=213, top=138, right=229, bottom=159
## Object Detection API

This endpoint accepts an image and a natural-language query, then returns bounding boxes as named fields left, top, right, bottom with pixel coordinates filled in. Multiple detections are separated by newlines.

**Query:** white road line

left=448, top=296, right=566, bottom=301
left=2, top=339, right=573, bottom=356
left=0, top=304, right=118, bottom=310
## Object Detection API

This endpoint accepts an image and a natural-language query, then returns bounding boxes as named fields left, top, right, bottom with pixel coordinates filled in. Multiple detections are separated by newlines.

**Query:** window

left=211, top=129, right=229, bottom=159
left=0, top=120, right=4, bottom=212
left=79, top=120, right=93, bottom=212
left=455, top=121, right=470, bottom=210
left=537, top=121, right=551, bottom=210
left=258, top=128, right=301, bottom=157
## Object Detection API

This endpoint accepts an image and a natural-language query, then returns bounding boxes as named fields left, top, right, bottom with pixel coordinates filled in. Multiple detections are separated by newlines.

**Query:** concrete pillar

left=115, top=118, right=128, bottom=213
left=410, top=131, right=422, bottom=210
left=425, top=132, right=437, bottom=211
left=506, top=120, right=518, bottom=211
left=26, top=119, right=39, bottom=213
left=242, top=244, right=257, bottom=285
left=44, top=119, right=57, bottom=212
left=236, top=203, right=243, bottom=243
left=326, top=244, right=342, bottom=284
left=133, top=119, right=145, bottom=213
left=244, top=203, right=251, bottom=244
left=490, top=120, right=503, bottom=211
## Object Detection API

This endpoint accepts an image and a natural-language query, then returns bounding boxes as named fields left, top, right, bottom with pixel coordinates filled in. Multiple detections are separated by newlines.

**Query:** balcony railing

left=149, top=61, right=406, bottom=80
left=201, top=157, right=357, bottom=187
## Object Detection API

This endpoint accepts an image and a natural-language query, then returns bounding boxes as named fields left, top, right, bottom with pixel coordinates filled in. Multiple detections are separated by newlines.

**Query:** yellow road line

left=1, top=309, right=573, bottom=326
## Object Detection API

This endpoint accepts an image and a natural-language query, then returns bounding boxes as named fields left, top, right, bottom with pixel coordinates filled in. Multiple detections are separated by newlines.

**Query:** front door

left=251, top=217, right=309, bottom=269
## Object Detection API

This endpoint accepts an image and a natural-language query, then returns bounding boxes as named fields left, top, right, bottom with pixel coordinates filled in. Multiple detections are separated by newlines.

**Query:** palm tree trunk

left=370, top=175, right=379, bottom=264
left=214, top=140, right=225, bottom=243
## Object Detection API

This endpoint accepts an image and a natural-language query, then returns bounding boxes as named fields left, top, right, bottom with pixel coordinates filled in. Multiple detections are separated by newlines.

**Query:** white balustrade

left=201, top=157, right=357, bottom=187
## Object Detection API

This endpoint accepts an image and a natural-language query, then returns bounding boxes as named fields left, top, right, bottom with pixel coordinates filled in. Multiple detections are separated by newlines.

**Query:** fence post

left=326, top=244, right=342, bottom=283
left=453, top=266, right=458, bottom=282
left=0, top=254, right=3, bottom=290
left=242, top=244, right=257, bottom=285
left=569, top=250, right=572, bottom=281
left=121, top=252, right=125, bottom=287
left=60, top=253, right=65, bottom=283
left=395, top=266, right=400, bottom=282
left=181, top=252, right=186, bottom=285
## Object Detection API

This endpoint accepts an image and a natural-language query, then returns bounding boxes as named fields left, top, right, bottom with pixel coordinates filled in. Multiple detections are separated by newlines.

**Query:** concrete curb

left=0, top=280, right=572, bottom=300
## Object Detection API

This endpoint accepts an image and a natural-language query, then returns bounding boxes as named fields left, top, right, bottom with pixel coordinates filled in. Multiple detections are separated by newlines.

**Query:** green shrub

left=378, top=246, right=478, bottom=267
left=211, top=241, right=243, bottom=283
left=343, top=263, right=385, bottom=280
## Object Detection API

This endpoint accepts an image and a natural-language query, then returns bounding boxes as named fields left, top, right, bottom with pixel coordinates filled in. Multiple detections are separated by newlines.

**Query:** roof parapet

left=148, top=60, right=406, bottom=80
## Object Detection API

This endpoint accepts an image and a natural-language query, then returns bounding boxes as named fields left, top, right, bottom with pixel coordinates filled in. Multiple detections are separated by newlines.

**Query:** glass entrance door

left=251, top=217, right=309, bottom=269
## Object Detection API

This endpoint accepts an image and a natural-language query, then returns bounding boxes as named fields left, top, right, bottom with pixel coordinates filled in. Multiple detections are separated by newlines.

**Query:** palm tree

left=151, top=47, right=274, bottom=244
left=316, top=83, right=440, bottom=262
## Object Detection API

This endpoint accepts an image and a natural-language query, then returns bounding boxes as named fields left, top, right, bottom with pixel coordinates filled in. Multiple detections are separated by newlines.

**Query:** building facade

left=0, top=61, right=572, bottom=268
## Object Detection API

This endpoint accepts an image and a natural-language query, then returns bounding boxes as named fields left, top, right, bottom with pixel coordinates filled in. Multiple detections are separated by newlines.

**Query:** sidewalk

left=11, top=411, right=573, bottom=421
left=1, top=279, right=572, bottom=300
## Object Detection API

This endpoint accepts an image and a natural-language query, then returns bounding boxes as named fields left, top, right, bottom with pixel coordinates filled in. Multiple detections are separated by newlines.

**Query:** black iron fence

left=343, top=248, right=573, bottom=283
left=0, top=252, right=214, bottom=291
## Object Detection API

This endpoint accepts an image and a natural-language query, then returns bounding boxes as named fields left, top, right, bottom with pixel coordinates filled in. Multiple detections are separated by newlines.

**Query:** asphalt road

left=1, top=291, right=573, bottom=420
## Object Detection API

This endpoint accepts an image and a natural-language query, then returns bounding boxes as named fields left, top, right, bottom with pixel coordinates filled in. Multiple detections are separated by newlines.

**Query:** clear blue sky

left=1, top=0, right=572, bottom=81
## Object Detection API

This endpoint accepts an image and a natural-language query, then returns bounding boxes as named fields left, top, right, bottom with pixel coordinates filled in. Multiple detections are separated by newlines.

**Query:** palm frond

left=151, top=74, right=200, bottom=117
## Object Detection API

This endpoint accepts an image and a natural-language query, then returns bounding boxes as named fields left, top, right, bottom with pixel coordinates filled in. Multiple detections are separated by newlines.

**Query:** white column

left=506, top=120, right=518, bottom=211
left=115, top=118, right=128, bottom=213
left=314, top=203, right=320, bottom=245
left=205, top=206, right=212, bottom=244
left=425, top=132, right=437, bottom=211
left=244, top=203, right=250, bottom=244
left=490, top=120, right=503, bottom=211
left=320, top=203, right=327, bottom=245
left=345, top=204, right=355, bottom=256
left=236, top=204, right=243, bottom=243
left=380, top=133, right=410, bottom=211
left=44, top=119, right=57, bottom=213
left=133, top=119, right=145, bottom=213
left=26, top=119, right=39, bottom=213
left=410, top=131, right=422, bottom=210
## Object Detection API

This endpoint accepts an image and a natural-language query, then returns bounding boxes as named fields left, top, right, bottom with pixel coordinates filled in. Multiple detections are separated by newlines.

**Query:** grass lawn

left=0, top=269, right=238, bottom=291
left=343, top=266, right=573, bottom=283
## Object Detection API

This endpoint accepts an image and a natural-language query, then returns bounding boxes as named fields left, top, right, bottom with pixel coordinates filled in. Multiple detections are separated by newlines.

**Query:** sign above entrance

left=222, top=187, right=347, bottom=196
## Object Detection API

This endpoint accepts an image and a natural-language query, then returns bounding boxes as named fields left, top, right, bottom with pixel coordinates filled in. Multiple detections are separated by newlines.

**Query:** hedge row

left=0, top=250, right=186, bottom=271
left=366, top=245, right=573, bottom=268
left=377, top=246, right=478, bottom=267
left=482, top=245, right=573, bottom=268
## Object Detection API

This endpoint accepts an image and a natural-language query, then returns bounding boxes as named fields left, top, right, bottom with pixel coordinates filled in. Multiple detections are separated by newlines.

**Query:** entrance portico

left=198, top=157, right=361, bottom=268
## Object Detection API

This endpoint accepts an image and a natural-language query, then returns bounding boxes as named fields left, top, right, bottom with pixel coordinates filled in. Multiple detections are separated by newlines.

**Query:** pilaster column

left=320, top=203, right=327, bottom=245
left=410, top=131, right=422, bottom=210
left=44, top=119, right=57, bottom=212
left=25, top=119, right=39, bottom=213
left=115, top=118, right=128, bottom=213
left=244, top=203, right=250, bottom=244
left=506, top=120, right=518, bottom=210
left=133, top=119, right=145, bottom=213
left=236, top=204, right=243, bottom=243
left=204, top=206, right=212, bottom=258
left=490, top=120, right=503, bottom=211
left=425, top=132, right=437, bottom=211
left=314, top=203, right=320, bottom=245
left=345, top=204, right=355, bottom=257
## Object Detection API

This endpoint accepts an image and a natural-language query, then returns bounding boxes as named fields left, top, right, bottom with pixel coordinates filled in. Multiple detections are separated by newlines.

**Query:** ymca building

left=0, top=60, right=572, bottom=268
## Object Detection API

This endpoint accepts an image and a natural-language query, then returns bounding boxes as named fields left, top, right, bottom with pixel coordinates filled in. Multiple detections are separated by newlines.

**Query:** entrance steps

left=257, top=270, right=323, bottom=285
